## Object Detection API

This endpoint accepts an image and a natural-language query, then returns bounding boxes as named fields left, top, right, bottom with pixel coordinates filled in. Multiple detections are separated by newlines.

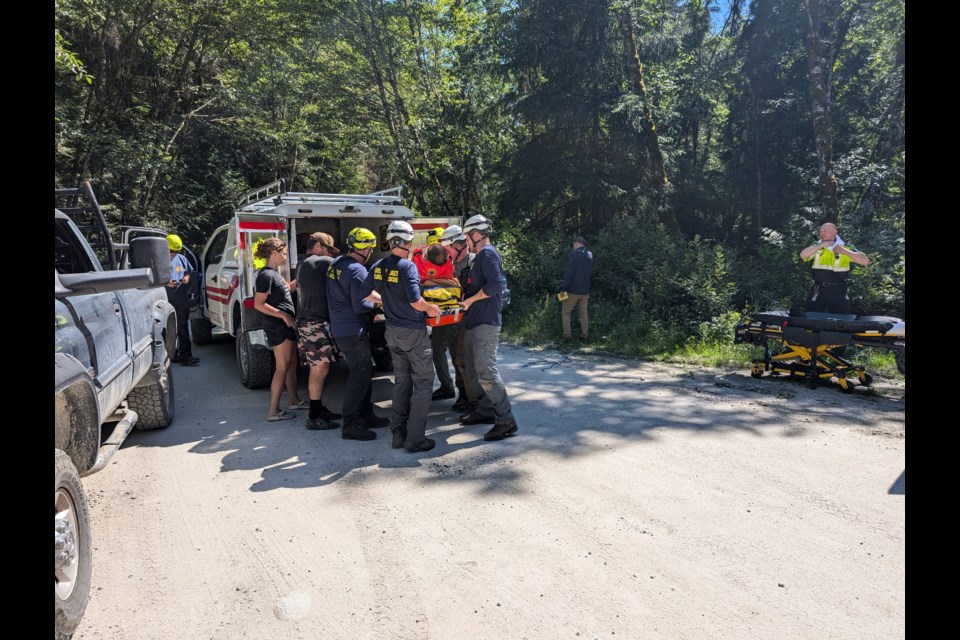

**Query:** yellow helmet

left=166, top=234, right=183, bottom=252
left=427, top=226, right=444, bottom=245
left=346, top=227, right=377, bottom=251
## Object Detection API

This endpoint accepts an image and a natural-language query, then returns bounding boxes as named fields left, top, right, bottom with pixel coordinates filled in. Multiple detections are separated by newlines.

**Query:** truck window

left=205, top=229, right=228, bottom=269
left=55, top=219, right=98, bottom=274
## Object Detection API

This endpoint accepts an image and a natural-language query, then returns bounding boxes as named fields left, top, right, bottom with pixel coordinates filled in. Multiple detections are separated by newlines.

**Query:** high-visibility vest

left=806, top=245, right=857, bottom=280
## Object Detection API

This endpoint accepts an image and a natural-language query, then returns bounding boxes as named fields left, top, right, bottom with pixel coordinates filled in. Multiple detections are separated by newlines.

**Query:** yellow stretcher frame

left=735, top=316, right=904, bottom=393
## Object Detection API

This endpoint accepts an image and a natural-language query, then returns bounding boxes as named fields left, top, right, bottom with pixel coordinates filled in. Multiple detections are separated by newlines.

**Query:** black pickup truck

left=55, top=183, right=177, bottom=639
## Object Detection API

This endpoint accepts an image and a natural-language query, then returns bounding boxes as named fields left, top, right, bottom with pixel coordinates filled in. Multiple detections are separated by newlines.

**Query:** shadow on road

left=121, top=332, right=905, bottom=495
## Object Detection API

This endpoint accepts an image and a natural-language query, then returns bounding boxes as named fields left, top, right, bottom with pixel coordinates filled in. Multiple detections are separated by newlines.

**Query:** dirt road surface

left=74, top=333, right=905, bottom=640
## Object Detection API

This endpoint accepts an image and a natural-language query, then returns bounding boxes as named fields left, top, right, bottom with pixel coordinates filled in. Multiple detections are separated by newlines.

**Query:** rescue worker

left=459, top=214, right=518, bottom=441
left=360, top=220, right=441, bottom=453
left=436, top=225, right=471, bottom=408
left=326, top=227, right=389, bottom=441
left=166, top=234, right=199, bottom=366
left=799, top=222, right=870, bottom=314
left=427, top=226, right=444, bottom=245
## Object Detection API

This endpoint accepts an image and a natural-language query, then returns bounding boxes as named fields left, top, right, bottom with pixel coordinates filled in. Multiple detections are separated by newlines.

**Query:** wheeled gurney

left=734, top=310, right=905, bottom=392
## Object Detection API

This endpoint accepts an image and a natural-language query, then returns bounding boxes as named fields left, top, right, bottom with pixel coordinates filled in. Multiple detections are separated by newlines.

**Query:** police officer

left=326, top=227, right=389, bottom=441
left=166, top=234, right=198, bottom=366
left=361, top=220, right=441, bottom=453
left=799, top=223, right=871, bottom=314
left=459, top=214, right=518, bottom=441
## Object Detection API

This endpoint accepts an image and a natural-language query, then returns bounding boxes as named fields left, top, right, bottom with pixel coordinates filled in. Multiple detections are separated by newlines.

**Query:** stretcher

left=734, top=310, right=905, bottom=392
left=426, top=306, right=464, bottom=327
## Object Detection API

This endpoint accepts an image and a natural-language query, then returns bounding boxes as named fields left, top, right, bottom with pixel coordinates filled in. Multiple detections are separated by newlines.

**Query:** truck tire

left=191, top=316, right=213, bottom=345
left=129, top=360, right=175, bottom=430
left=237, top=326, right=273, bottom=389
left=55, top=449, right=92, bottom=639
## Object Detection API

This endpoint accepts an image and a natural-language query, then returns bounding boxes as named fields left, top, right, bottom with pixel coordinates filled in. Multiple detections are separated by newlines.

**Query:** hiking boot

left=320, top=406, right=342, bottom=421
left=305, top=417, right=340, bottom=431
left=404, top=438, right=436, bottom=453
left=559, top=336, right=572, bottom=344
left=460, top=410, right=496, bottom=425
left=432, top=387, right=456, bottom=401
left=452, top=394, right=470, bottom=412
left=359, top=414, right=389, bottom=429
left=391, top=427, right=408, bottom=450
left=484, top=420, right=518, bottom=441
left=342, top=424, right=377, bottom=441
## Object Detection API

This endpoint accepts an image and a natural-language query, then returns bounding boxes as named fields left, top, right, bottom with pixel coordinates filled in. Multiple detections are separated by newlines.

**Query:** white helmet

left=440, top=225, right=467, bottom=245
left=463, top=214, right=492, bottom=235
left=385, top=219, right=415, bottom=243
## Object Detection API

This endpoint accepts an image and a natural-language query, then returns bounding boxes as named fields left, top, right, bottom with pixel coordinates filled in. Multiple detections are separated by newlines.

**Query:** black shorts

left=263, top=317, right=297, bottom=347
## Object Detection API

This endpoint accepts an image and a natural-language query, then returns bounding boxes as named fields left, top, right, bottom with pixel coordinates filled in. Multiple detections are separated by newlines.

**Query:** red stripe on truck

left=238, top=222, right=286, bottom=231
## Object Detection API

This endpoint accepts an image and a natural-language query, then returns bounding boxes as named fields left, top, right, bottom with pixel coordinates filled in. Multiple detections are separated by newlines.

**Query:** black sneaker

left=391, top=427, right=408, bottom=449
left=320, top=406, right=342, bottom=421
left=452, top=395, right=470, bottom=412
left=432, top=387, right=456, bottom=401
left=484, top=421, right=518, bottom=441
left=342, top=424, right=377, bottom=441
left=404, top=438, right=436, bottom=453
left=179, top=355, right=199, bottom=366
left=359, top=414, right=390, bottom=429
left=460, top=411, right=496, bottom=425
left=305, top=417, right=340, bottom=431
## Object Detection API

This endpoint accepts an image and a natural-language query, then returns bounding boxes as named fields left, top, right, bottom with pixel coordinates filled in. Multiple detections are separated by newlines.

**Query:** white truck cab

left=192, top=180, right=459, bottom=388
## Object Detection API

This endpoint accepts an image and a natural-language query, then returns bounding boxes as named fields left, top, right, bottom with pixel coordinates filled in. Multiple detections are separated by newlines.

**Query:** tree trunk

left=803, top=0, right=838, bottom=223
left=618, top=6, right=669, bottom=190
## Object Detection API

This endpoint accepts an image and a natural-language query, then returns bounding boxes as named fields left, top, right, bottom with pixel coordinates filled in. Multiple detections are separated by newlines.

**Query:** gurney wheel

left=836, top=378, right=854, bottom=394
left=858, top=372, right=874, bottom=387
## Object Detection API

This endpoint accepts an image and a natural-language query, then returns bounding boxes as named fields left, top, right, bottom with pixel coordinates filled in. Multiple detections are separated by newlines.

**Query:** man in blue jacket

left=459, top=214, right=518, bottom=442
left=326, top=227, right=389, bottom=441
left=559, top=236, right=593, bottom=343
left=361, top=220, right=441, bottom=453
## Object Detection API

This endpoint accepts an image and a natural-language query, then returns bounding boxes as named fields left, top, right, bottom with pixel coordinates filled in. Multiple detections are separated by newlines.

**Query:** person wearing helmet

left=166, top=234, right=199, bottom=366
left=459, top=214, right=518, bottom=441
left=439, top=225, right=474, bottom=412
left=361, top=219, right=442, bottom=453
left=426, top=226, right=444, bottom=245
left=326, top=227, right=389, bottom=441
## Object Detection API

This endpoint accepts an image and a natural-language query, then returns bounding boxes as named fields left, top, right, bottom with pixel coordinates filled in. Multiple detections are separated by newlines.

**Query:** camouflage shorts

left=297, top=320, right=340, bottom=365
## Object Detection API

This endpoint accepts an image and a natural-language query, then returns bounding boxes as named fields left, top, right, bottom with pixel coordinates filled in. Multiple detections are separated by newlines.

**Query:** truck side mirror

left=129, top=237, right=169, bottom=288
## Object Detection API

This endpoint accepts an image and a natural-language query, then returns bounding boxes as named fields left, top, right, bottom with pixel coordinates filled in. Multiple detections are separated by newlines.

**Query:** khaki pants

left=561, top=293, right=589, bottom=339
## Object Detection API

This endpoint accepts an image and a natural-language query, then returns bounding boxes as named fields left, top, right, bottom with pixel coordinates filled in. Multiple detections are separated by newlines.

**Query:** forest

left=55, top=0, right=905, bottom=358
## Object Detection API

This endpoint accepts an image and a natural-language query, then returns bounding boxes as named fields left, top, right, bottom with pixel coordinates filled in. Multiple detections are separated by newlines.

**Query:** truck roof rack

left=55, top=181, right=117, bottom=270
left=238, top=179, right=406, bottom=213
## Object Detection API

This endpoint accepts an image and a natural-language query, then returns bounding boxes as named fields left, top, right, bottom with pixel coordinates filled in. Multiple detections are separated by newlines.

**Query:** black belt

left=814, top=281, right=846, bottom=288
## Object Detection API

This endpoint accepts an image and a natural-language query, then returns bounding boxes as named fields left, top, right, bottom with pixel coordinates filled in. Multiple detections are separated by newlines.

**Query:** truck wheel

left=191, top=316, right=213, bottom=345
left=55, top=449, right=92, bottom=639
left=237, top=327, right=273, bottom=389
left=129, top=360, right=175, bottom=430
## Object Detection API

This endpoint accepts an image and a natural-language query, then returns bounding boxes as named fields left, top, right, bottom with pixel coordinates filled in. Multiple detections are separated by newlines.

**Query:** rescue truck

left=192, top=180, right=459, bottom=388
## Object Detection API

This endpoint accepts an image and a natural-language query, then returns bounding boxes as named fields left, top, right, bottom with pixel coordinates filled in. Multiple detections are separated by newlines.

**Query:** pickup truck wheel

left=129, top=361, right=175, bottom=430
left=191, top=317, right=213, bottom=345
left=55, top=449, right=92, bottom=639
left=237, top=327, right=273, bottom=389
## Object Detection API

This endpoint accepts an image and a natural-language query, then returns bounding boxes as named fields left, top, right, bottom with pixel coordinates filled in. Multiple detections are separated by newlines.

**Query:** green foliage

left=54, top=0, right=905, bottom=362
